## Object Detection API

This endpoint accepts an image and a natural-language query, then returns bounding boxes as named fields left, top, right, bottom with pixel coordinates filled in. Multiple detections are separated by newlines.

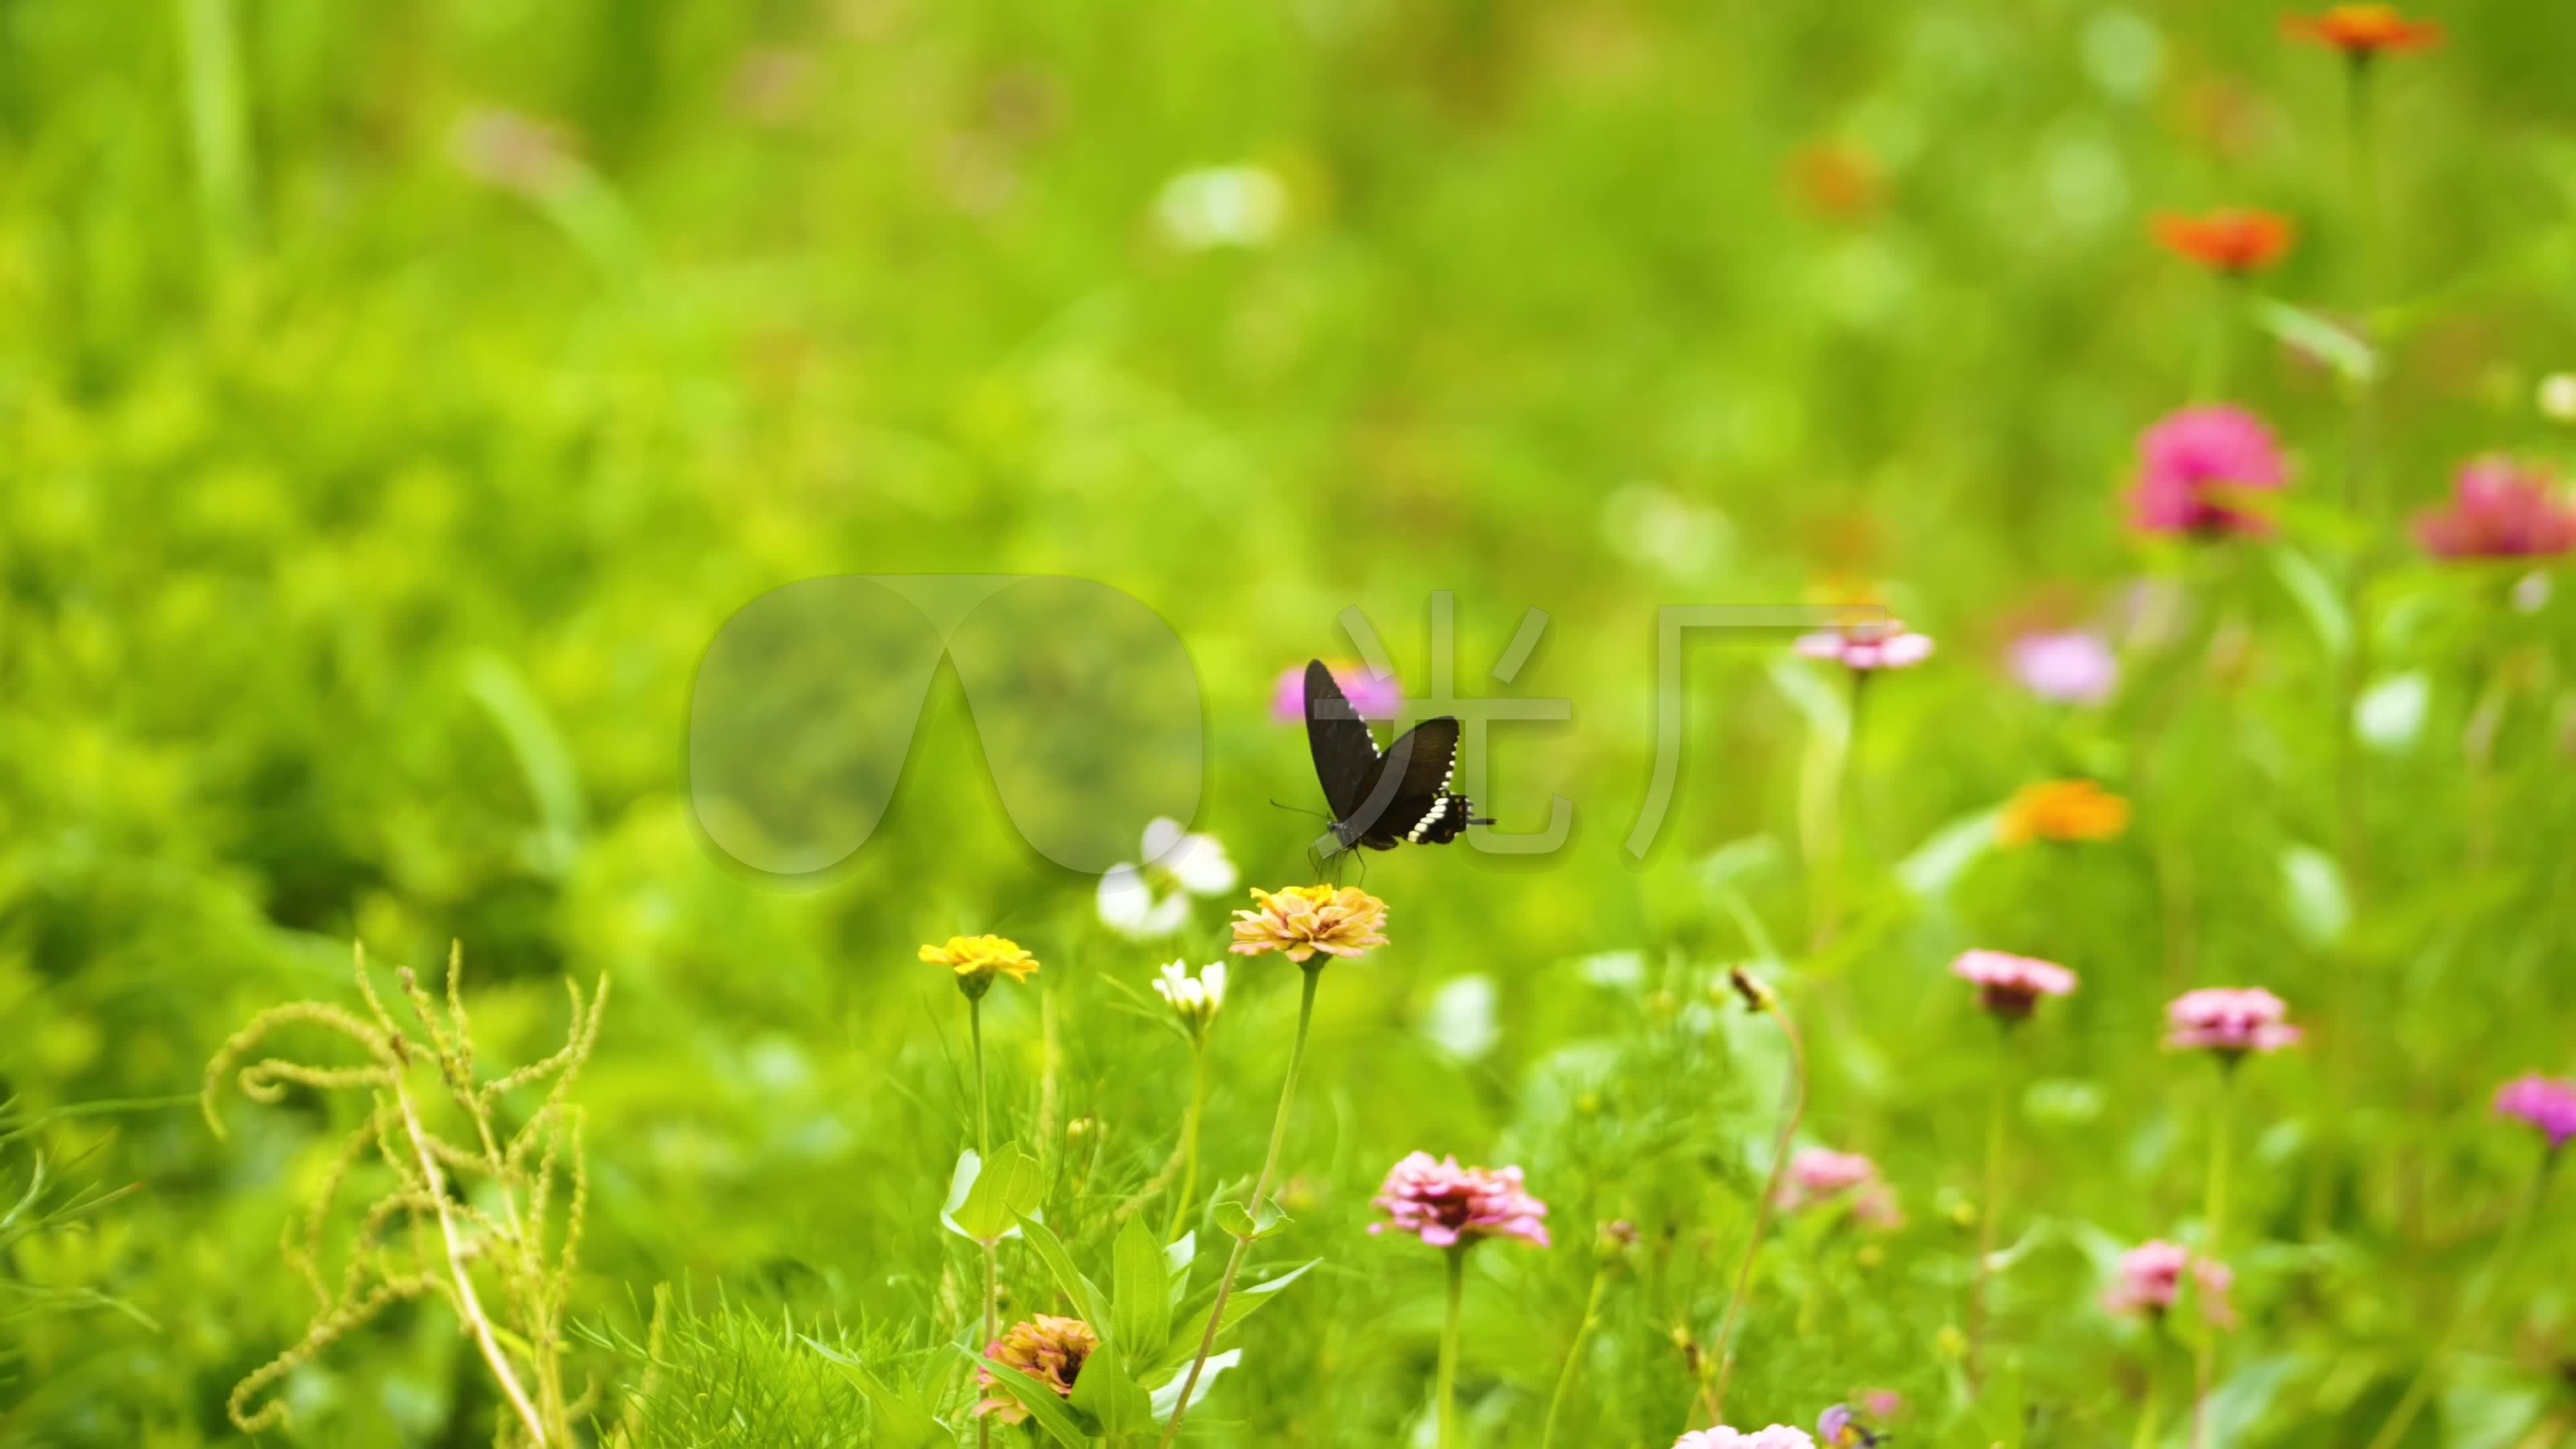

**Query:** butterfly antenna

left=1269, top=798, right=1328, bottom=820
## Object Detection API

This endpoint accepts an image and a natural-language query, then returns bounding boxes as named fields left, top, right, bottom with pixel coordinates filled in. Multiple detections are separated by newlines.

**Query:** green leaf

left=1897, top=807, right=2000, bottom=902
left=1157, top=1259, right=1318, bottom=1374
left=1210, top=1197, right=1291, bottom=1241
left=2272, top=547, right=2351, bottom=661
left=949, top=1144, right=1042, bottom=1243
left=1148, top=1348, right=1241, bottom=1421
left=1111, top=1215, right=1173, bottom=1365
left=1977, top=1351, right=2026, bottom=1449
left=2254, top=299, right=2378, bottom=384
left=977, top=1358, right=1093, bottom=1448
left=1162, top=1230, right=1197, bottom=1281
left=1015, top=1212, right=1110, bottom=1327
left=1068, top=1336, right=1154, bottom=1441
left=802, top=1339, right=951, bottom=1449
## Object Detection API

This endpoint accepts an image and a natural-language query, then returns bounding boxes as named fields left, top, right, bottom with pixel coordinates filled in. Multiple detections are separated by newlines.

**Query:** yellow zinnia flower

left=921, top=934, right=1040, bottom=996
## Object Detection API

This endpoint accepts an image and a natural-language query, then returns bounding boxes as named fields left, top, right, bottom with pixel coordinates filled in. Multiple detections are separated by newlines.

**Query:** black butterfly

left=1303, top=659, right=1492, bottom=855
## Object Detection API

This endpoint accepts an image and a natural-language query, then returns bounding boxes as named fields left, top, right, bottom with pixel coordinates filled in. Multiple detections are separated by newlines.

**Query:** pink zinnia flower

left=2165, top=987, right=2302, bottom=1058
left=2127, top=406, right=2288, bottom=538
left=2494, top=1074, right=2576, bottom=1152
left=2413, top=457, right=2576, bottom=559
left=1794, top=619, right=1935, bottom=672
left=1271, top=660, right=1401, bottom=724
left=1778, top=1146, right=1902, bottom=1228
left=1951, top=949, right=2078, bottom=1020
left=1818, top=1405, right=1890, bottom=1447
left=1368, top=1152, right=1550, bottom=1248
left=1675, top=1427, right=1820, bottom=1449
left=2104, top=1240, right=2235, bottom=1327
left=2010, top=629, right=2118, bottom=705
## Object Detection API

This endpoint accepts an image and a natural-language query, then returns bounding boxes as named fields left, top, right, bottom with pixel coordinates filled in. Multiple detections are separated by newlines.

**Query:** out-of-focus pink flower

left=1818, top=1404, right=1890, bottom=1448
left=1675, top=1427, right=1820, bottom=1449
left=1368, top=1152, right=1550, bottom=1249
left=1778, top=1147, right=1902, bottom=1228
left=451, top=107, right=580, bottom=197
left=2127, top=406, right=2288, bottom=538
left=1794, top=619, right=1935, bottom=672
left=1951, top=950, right=2078, bottom=1021
left=2104, top=1240, right=2235, bottom=1326
left=2495, top=1074, right=2576, bottom=1152
left=2010, top=629, right=2119, bottom=705
left=2165, top=987, right=2302, bottom=1058
left=1272, top=660, right=1401, bottom=724
left=2413, top=457, right=2576, bottom=559
left=1860, top=1390, right=1903, bottom=1422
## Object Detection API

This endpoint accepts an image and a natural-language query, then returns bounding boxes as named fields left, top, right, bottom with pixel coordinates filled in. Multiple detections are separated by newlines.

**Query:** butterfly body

left=1302, top=660, right=1492, bottom=855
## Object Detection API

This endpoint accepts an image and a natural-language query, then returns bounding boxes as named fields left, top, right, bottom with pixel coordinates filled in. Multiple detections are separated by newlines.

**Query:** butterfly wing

left=1303, top=660, right=1380, bottom=822
left=1347, top=716, right=1468, bottom=847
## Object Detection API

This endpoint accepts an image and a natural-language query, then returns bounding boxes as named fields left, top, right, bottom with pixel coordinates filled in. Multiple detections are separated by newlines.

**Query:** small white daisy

left=1096, top=818, right=1237, bottom=938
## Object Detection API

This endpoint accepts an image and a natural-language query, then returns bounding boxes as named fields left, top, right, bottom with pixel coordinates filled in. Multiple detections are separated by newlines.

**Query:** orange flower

left=2283, top=5, right=2442, bottom=56
left=1996, top=780, right=2131, bottom=847
left=1788, top=142, right=1882, bottom=220
left=2153, top=209, right=2294, bottom=274
left=1228, top=884, right=1389, bottom=963
left=974, top=1315, right=1097, bottom=1424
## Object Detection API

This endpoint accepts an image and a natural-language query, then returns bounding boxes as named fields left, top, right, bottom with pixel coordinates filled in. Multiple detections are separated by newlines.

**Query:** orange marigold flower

left=1228, top=884, right=1389, bottom=963
left=1996, top=780, right=2131, bottom=847
left=2153, top=209, right=2294, bottom=274
left=920, top=933, right=1039, bottom=993
left=2283, top=5, right=2442, bottom=56
left=974, top=1314, right=1097, bottom=1424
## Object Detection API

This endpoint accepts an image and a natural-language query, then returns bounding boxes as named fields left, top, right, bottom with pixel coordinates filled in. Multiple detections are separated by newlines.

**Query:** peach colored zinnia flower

left=2153, top=209, right=2294, bottom=274
left=2104, top=1240, right=2235, bottom=1326
left=1951, top=949, right=2078, bottom=1020
left=2284, top=5, right=2442, bottom=57
left=920, top=934, right=1039, bottom=989
left=2413, top=457, right=2576, bottom=559
left=974, top=1314, right=1098, bottom=1424
left=2165, top=987, right=2302, bottom=1057
left=1229, top=884, right=1389, bottom=963
left=1368, top=1152, right=1550, bottom=1248
left=1996, top=780, right=2131, bottom=846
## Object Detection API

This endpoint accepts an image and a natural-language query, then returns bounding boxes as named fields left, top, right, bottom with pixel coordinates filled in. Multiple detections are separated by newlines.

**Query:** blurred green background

left=7, top=0, right=2576, bottom=1444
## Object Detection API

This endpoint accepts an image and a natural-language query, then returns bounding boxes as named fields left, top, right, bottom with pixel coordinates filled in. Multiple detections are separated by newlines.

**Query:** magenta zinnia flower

left=2104, top=1240, right=2235, bottom=1327
left=2009, top=629, right=2119, bottom=705
left=2165, top=987, right=2302, bottom=1058
left=2413, top=457, right=2576, bottom=559
left=2127, top=406, right=2287, bottom=537
left=1675, top=1427, right=1820, bottom=1449
left=1368, top=1152, right=1550, bottom=1248
left=1272, top=660, right=1400, bottom=724
left=1794, top=619, right=1935, bottom=672
left=1951, top=949, right=2078, bottom=1020
left=2494, top=1074, right=2576, bottom=1152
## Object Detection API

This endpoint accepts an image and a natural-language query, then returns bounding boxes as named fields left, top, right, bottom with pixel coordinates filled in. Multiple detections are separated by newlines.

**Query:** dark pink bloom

left=2010, top=629, right=2119, bottom=705
left=2104, top=1240, right=2235, bottom=1326
left=1951, top=949, right=2078, bottom=1020
left=2495, top=1074, right=2576, bottom=1152
left=2127, top=406, right=2288, bottom=538
left=2413, top=457, right=2576, bottom=559
left=1794, top=619, right=1934, bottom=672
left=2165, top=987, right=2302, bottom=1057
left=1368, top=1152, right=1550, bottom=1248
left=1272, top=660, right=1400, bottom=724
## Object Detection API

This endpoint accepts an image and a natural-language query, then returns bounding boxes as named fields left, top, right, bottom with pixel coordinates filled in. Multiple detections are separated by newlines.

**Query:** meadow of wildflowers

left=6, top=2, right=2576, bottom=1446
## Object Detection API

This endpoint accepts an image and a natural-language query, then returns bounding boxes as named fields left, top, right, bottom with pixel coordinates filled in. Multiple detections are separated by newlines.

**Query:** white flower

left=1096, top=818, right=1237, bottom=938
left=1152, top=164, right=1288, bottom=250
left=2540, top=372, right=2576, bottom=424
left=1151, top=959, right=1227, bottom=1034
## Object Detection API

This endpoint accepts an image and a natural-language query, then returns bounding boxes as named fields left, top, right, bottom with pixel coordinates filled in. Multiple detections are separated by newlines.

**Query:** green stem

left=2134, top=1373, right=2165, bottom=1449
left=1703, top=1000, right=1808, bottom=1426
left=2363, top=1155, right=2557, bottom=1449
left=1538, top=1266, right=1610, bottom=1449
left=1165, top=1044, right=1210, bottom=1244
left=1970, top=1036, right=2014, bottom=1387
left=1438, top=1246, right=1468, bottom=1449
left=2193, top=1070, right=2237, bottom=1449
left=1155, top=965, right=1324, bottom=1448
left=176, top=0, right=254, bottom=258
left=969, top=992, right=994, bottom=1449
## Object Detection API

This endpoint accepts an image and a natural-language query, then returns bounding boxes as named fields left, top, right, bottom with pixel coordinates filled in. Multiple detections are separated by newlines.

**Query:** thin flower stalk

left=1702, top=970, right=1807, bottom=1426
left=2190, top=1073, right=2235, bottom=1449
left=1437, top=1245, right=1468, bottom=1449
left=2364, top=1150, right=2561, bottom=1449
left=1970, top=1038, right=2011, bottom=1386
left=1539, top=1252, right=1616, bottom=1449
left=1164, top=1042, right=1210, bottom=1244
